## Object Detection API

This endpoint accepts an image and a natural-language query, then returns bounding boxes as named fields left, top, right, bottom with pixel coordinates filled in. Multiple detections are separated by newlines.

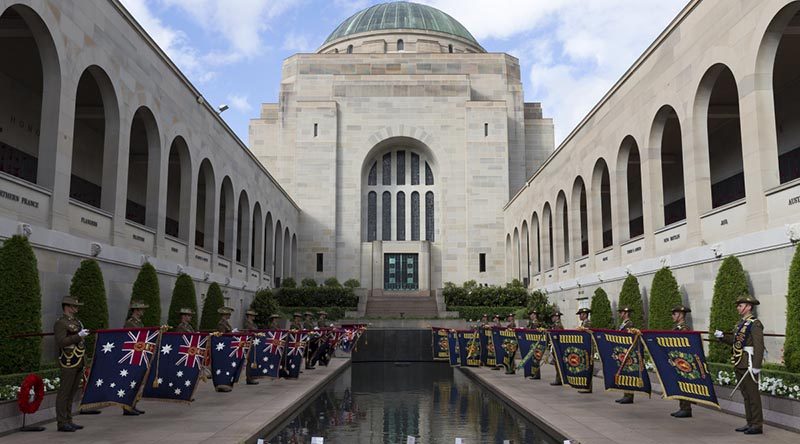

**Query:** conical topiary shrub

left=251, top=289, right=279, bottom=328
left=0, top=235, right=42, bottom=374
left=590, top=287, right=613, bottom=329
left=648, top=267, right=683, bottom=330
left=69, top=259, right=108, bottom=360
left=168, top=274, right=198, bottom=330
left=709, top=255, right=749, bottom=363
left=527, top=290, right=555, bottom=322
left=131, top=262, right=161, bottom=326
left=783, top=245, right=800, bottom=372
left=200, top=282, right=224, bottom=330
left=618, top=274, right=645, bottom=328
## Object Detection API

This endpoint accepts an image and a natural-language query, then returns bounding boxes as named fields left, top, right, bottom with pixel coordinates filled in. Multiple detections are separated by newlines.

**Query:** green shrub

left=301, top=278, right=317, bottom=287
left=708, top=361, right=800, bottom=392
left=448, top=306, right=526, bottom=321
left=0, top=235, right=42, bottom=374
left=274, top=286, right=358, bottom=307
left=709, top=255, right=749, bottom=363
left=324, top=277, right=341, bottom=287
left=131, top=262, right=161, bottom=326
left=343, top=279, right=361, bottom=289
left=784, top=245, right=800, bottom=372
left=167, top=274, right=198, bottom=330
left=590, top=287, right=613, bottom=329
left=0, top=367, right=60, bottom=390
left=507, top=278, right=524, bottom=288
left=69, top=260, right=108, bottom=360
left=252, top=289, right=279, bottom=327
left=527, top=290, right=555, bottom=322
left=618, top=274, right=645, bottom=328
left=281, top=277, right=297, bottom=288
left=443, top=283, right=528, bottom=306
left=278, top=306, right=351, bottom=320
left=648, top=267, right=683, bottom=330
left=200, top=282, right=224, bottom=330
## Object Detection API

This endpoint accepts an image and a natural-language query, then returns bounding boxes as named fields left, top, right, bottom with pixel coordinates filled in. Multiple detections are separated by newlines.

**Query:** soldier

left=714, top=294, right=764, bottom=435
left=303, top=311, right=316, bottom=330
left=615, top=306, right=635, bottom=404
left=122, top=300, right=149, bottom=416
left=289, top=312, right=303, bottom=330
left=267, top=314, right=281, bottom=330
left=492, top=314, right=502, bottom=327
left=576, top=308, right=593, bottom=394
left=526, top=310, right=540, bottom=329
left=216, top=306, right=234, bottom=333
left=671, top=305, right=693, bottom=418
left=317, top=311, right=330, bottom=328
left=549, top=311, right=564, bottom=386
left=244, top=309, right=258, bottom=331
left=479, top=313, right=489, bottom=329
left=54, top=296, right=89, bottom=432
left=304, top=311, right=318, bottom=370
left=506, top=313, right=517, bottom=328
left=174, top=308, right=196, bottom=333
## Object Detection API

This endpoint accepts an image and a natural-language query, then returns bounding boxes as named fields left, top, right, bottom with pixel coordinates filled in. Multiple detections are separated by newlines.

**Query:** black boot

left=743, top=427, right=763, bottom=435
left=735, top=425, right=750, bottom=432
left=672, top=410, right=692, bottom=418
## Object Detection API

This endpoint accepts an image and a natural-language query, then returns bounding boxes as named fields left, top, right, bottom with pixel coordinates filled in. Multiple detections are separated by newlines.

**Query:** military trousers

left=735, top=367, right=763, bottom=427
left=56, top=364, right=83, bottom=426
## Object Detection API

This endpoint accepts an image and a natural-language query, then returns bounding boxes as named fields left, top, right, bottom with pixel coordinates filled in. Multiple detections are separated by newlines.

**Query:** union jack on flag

left=211, top=334, right=250, bottom=389
left=81, top=328, right=160, bottom=410
left=247, top=330, right=287, bottom=379
left=284, top=331, right=308, bottom=379
left=142, top=332, right=209, bottom=403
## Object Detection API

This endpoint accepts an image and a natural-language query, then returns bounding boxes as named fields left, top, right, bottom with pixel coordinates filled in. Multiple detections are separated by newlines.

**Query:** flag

left=592, top=329, right=651, bottom=395
left=247, top=330, right=287, bottom=379
left=515, top=329, right=548, bottom=378
left=491, top=327, right=505, bottom=367
left=642, top=330, right=720, bottom=408
left=431, top=327, right=450, bottom=361
left=339, top=325, right=366, bottom=353
left=549, top=330, right=593, bottom=390
left=447, top=330, right=459, bottom=366
left=210, top=334, right=250, bottom=389
left=480, top=327, right=496, bottom=367
left=142, top=332, right=208, bottom=403
left=81, top=328, right=159, bottom=410
left=284, top=331, right=308, bottom=378
left=456, top=330, right=481, bottom=367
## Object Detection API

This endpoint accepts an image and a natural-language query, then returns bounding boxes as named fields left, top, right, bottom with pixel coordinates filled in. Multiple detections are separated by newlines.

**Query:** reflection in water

left=265, top=362, right=559, bottom=443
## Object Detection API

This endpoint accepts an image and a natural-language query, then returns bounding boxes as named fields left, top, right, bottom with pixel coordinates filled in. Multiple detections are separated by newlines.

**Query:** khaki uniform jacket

left=217, top=318, right=233, bottom=333
left=243, top=319, right=257, bottom=331
left=317, top=320, right=329, bottom=328
left=579, top=318, right=592, bottom=329
left=673, top=321, right=689, bottom=332
left=719, top=315, right=764, bottom=370
left=174, top=321, right=195, bottom=333
left=526, top=320, right=540, bottom=329
left=619, top=319, right=633, bottom=330
left=552, top=320, right=564, bottom=330
left=289, top=321, right=303, bottom=330
left=506, top=321, right=517, bottom=329
left=303, top=321, right=315, bottom=330
left=124, top=316, right=144, bottom=328
left=54, top=315, right=85, bottom=367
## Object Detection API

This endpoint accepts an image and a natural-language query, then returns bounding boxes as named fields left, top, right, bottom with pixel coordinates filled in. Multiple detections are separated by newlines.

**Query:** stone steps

left=364, top=291, right=439, bottom=317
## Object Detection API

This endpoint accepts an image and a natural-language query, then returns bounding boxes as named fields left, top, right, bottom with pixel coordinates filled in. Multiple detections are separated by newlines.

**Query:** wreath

left=17, top=374, right=45, bottom=414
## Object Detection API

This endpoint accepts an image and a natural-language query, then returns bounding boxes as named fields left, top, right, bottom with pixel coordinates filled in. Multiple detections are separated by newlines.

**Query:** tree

left=69, top=260, right=108, bottom=360
left=590, top=287, right=613, bottom=329
left=301, top=278, right=317, bottom=288
left=0, top=235, right=42, bottom=374
left=168, top=274, right=198, bottom=330
left=709, top=255, right=749, bottom=363
left=648, top=267, right=683, bottom=330
left=131, top=262, right=161, bottom=326
left=784, top=245, right=800, bottom=372
left=527, top=290, right=555, bottom=324
left=618, top=274, right=645, bottom=328
left=251, top=289, right=279, bottom=328
left=200, top=282, right=225, bottom=330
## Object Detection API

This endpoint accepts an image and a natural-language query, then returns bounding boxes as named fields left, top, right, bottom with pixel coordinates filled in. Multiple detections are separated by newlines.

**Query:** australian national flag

left=248, top=330, right=286, bottom=379
left=211, top=334, right=250, bottom=389
left=142, top=332, right=208, bottom=403
left=81, top=328, right=159, bottom=410
left=592, top=329, right=651, bottom=396
left=284, top=331, right=308, bottom=379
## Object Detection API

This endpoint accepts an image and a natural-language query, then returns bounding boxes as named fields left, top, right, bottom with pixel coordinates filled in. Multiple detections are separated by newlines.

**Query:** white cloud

left=422, top=0, right=569, bottom=40
left=227, top=94, right=253, bottom=113
left=282, top=32, right=315, bottom=53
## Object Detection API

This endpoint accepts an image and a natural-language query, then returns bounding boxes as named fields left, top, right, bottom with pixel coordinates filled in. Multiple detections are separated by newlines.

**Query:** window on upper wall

left=347, top=45, right=353, bottom=54
left=368, top=161, right=377, bottom=186
left=316, top=253, right=323, bottom=272
left=425, top=162, right=434, bottom=186
left=484, top=123, right=489, bottom=137
left=411, top=153, right=420, bottom=185
left=397, top=39, right=404, bottom=51
left=313, top=123, right=318, bottom=137
left=382, top=153, right=391, bottom=185
left=448, top=44, right=454, bottom=53
left=396, top=151, right=405, bottom=185
left=479, top=253, right=486, bottom=272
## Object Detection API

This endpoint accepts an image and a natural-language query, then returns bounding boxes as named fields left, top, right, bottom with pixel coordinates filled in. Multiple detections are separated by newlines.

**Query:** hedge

left=618, top=274, right=645, bottom=328
left=648, top=267, right=683, bottom=330
left=344, top=279, right=360, bottom=289
left=590, top=287, right=613, bottom=330
left=784, top=244, right=800, bottom=372
left=443, top=281, right=528, bottom=306
left=324, top=277, right=341, bottom=288
left=69, top=260, right=108, bottom=360
left=274, top=287, right=358, bottom=307
left=281, top=277, right=297, bottom=288
left=709, top=255, right=748, bottom=363
left=131, top=262, right=161, bottom=326
left=200, top=282, right=224, bottom=330
left=301, top=278, right=317, bottom=288
left=0, top=235, right=42, bottom=374
left=167, top=274, right=198, bottom=331
left=448, top=306, right=526, bottom=322
left=279, top=306, right=352, bottom=321
left=252, top=289, right=279, bottom=327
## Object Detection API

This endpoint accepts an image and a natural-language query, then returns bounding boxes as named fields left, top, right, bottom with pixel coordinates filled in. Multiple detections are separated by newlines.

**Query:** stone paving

left=460, top=364, right=800, bottom=444
left=2, top=358, right=350, bottom=444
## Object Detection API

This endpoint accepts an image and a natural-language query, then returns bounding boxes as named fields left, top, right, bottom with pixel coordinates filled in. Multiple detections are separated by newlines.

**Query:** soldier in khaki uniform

left=670, top=304, right=693, bottom=418
left=122, top=300, right=149, bottom=415
left=317, top=310, right=330, bottom=328
left=615, top=306, right=635, bottom=404
left=526, top=310, right=540, bottom=329
left=173, top=308, right=195, bottom=333
left=215, top=306, right=235, bottom=392
left=715, top=294, right=764, bottom=435
left=289, top=312, right=303, bottom=330
left=303, top=312, right=318, bottom=370
left=576, top=308, right=593, bottom=394
left=506, top=313, right=517, bottom=328
left=267, top=314, right=281, bottom=329
left=54, top=296, right=89, bottom=432
left=244, top=309, right=258, bottom=331
left=549, top=311, right=564, bottom=386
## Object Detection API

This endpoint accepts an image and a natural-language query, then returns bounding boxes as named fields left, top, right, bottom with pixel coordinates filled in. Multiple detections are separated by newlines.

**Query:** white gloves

left=232, top=328, right=239, bottom=333
left=713, top=330, right=724, bottom=339
left=752, top=368, right=761, bottom=375
left=78, top=329, right=90, bottom=338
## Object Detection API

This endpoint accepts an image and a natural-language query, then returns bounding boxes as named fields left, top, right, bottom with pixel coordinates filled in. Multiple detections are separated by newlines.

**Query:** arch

left=505, top=233, right=512, bottom=283
left=555, top=190, right=569, bottom=264
left=263, top=212, right=274, bottom=274
left=274, top=220, right=283, bottom=284
left=396, top=191, right=406, bottom=240
left=425, top=191, right=434, bottom=241
left=694, top=64, right=745, bottom=210
left=411, top=191, right=420, bottom=241
left=126, top=106, right=161, bottom=228
left=382, top=190, right=391, bottom=240
left=591, top=158, right=613, bottom=251
left=615, top=136, right=644, bottom=240
left=283, top=227, right=291, bottom=279
left=68, top=66, right=120, bottom=213
left=448, top=44, right=454, bottom=53
left=347, top=44, right=353, bottom=54
left=236, top=190, right=250, bottom=264
left=0, top=5, right=62, bottom=188
left=542, top=202, right=554, bottom=270
left=251, top=203, right=263, bottom=269
left=530, top=212, right=541, bottom=274
left=521, top=220, right=530, bottom=285
left=291, top=234, right=298, bottom=279
left=165, top=136, right=192, bottom=240
left=194, top=159, right=215, bottom=250
left=570, top=177, right=589, bottom=258
left=512, top=227, right=521, bottom=280
left=218, top=176, right=235, bottom=258
left=649, top=105, right=686, bottom=226
left=397, top=39, right=404, bottom=51
left=367, top=191, right=377, bottom=241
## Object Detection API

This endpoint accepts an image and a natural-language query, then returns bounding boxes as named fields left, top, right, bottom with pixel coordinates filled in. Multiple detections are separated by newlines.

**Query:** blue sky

left=121, top=0, right=688, bottom=145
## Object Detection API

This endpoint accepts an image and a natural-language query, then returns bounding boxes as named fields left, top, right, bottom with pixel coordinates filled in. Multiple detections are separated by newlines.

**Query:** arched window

left=382, top=153, right=391, bottom=185
left=556, top=191, right=569, bottom=264
left=397, top=39, right=404, bottom=51
left=618, top=136, right=644, bottom=239
left=218, top=177, right=234, bottom=257
left=166, top=137, right=191, bottom=240
left=368, top=161, right=377, bottom=186
left=397, top=191, right=406, bottom=240
left=425, top=191, right=434, bottom=241
left=236, top=190, right=250, bottom=264
left=448, top=44, right=454, bottom=53
left=126, top=107, right=161, bottom=228
left=347, top=45, right=353, bottom=54
left=769, top=7, right=800, bottom=183
left=367, top=191, right=377, bottom=241
left=592, top=159, right=613, bottom=250
left=411, top=153, right=420, bottom=185
left=411, top=191, right=420, bottom=241
left=382, top=191, right=391, bottom=240
left=543, top=203, right=553, bottom=269
left=396, top=151, right=405, bottom=185
left=252, top=203, right=263, bottom=269
left=195, top=159, right=215, bottom=249
left=425, top=162, right=434, bottom=185
left=531, top=212, right=541, bottom=273
left=273, top=220, right=283, bottom=283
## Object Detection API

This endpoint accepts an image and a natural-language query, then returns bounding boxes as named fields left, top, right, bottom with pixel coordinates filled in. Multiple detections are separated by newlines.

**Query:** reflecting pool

left=263, top=362, right=561, bottom=443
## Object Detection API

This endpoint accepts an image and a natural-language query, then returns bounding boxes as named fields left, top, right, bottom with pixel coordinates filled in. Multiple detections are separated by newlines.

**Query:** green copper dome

left=324, top=1, right=479, bottom=46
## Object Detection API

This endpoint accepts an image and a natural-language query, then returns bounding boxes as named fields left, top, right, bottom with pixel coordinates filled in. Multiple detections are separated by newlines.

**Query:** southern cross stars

left=117, top=389, right=125, bottom=398
left=102, top=342, right=115, bottom=354
left=216, top=342, right=225, bottom=351
left=161, top=344, right=173, bottom=355
left=120, top=369, right=128, bottom=377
